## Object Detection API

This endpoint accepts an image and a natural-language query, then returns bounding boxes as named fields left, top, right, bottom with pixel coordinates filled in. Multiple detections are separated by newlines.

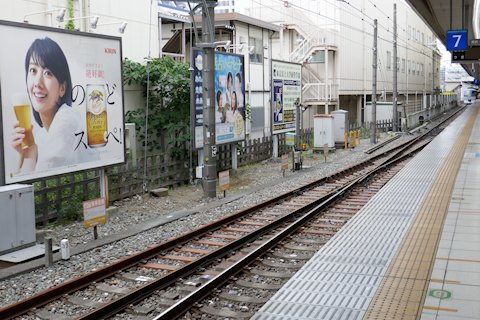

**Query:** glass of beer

left=12, top=93, right=35, bottom=149
left=86, top=84, right=108, bottom=148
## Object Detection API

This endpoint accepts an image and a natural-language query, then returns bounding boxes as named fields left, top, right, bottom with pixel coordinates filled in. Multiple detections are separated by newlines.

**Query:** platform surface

left=252, top=105, right=480, bottom=320
left=421, top=107, right=480, bottom=319
left=0, top=244, right=60, bottom=263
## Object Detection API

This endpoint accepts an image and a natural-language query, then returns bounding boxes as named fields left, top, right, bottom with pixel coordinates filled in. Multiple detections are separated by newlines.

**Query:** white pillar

left=273, top=135, right=279, bottom=158
left=231, top=145, right=238, bottom=170
left=325, top=48, right=329, bottom=114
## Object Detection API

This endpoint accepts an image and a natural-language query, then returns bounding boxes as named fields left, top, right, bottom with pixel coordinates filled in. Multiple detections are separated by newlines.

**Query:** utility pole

left=393, top=4, right=398, bottom=132
left=371, top=19, right=377, bottom=144
left=201, top=1, right=217, bottom=197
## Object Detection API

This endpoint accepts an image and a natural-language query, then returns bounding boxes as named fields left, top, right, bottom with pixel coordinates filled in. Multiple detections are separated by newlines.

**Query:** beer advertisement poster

left=193, top=50, right=245, bottom=149
left=271, top=60, right=302, bottom=134
left=0, top=21, right=125, bottom=184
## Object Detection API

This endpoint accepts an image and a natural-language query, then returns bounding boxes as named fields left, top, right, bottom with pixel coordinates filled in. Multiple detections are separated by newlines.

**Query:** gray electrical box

left=0, top=184, right=36, bottom=254
left=331, top=109, right=349, bottom=146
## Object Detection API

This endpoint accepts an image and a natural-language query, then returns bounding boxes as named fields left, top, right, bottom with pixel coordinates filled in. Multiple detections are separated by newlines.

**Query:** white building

left=0, top=0, right=157, bottom=62
left=243, top=0, right=442, bottom=126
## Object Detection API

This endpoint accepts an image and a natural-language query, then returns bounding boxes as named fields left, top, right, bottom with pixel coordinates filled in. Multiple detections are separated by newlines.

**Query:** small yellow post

left=344, top=132, right=348, bottom=149
left=357, top=129, right=361, bottom=145
left=352, top=130, right=356, bottom=148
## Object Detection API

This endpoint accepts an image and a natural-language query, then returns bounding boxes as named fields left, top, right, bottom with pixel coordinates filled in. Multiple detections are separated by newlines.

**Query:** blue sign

left=447, top=30, right=468, bottom=51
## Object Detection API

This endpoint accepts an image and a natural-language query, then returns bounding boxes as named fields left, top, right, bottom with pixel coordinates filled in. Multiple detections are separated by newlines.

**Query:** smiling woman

left=10, top=37, right=81, bottom=172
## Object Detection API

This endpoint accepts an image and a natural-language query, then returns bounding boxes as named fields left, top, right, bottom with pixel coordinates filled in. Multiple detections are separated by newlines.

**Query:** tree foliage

left=124, top=57, right=191, bottom=158
left=65, top=0, right=75, bottom=30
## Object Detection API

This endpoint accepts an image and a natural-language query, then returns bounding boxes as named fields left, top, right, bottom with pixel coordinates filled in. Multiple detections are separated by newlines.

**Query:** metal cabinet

left=331, top=109, right=349, bottom=145
left=0, top=184, right=35, bottom=254
left=313, top=114, right=335, bottom=149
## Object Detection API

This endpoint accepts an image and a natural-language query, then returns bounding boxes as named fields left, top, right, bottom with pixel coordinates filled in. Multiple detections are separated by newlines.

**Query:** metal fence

left=350, top=119, right=394, bottom=133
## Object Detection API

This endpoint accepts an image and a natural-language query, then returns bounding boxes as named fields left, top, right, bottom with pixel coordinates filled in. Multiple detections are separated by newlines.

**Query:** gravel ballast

left=0, top=132, right=414, bottom=308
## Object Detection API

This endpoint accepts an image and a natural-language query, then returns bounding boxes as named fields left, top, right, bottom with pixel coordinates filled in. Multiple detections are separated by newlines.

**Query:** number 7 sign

left=447, top=30, right=468, bottom=51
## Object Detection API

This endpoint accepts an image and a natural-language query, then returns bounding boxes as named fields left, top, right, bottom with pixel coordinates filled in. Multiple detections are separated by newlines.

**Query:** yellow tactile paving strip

left=364, top=106, right=479, bottom=320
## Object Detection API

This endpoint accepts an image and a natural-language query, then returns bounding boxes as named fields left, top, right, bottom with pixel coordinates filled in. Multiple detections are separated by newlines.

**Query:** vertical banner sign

left=0, top=21, right=125, bottom=184
left=193, top=51, right=246, bottom=149
left=272, top=60, right=302, bottom=134
left=83, top=197, right=107, bottom=228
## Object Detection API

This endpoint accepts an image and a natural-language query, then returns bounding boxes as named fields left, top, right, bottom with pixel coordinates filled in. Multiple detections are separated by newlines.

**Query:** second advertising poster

left=272, top=60, right=302, bottom=134
left=194, top=51, right=245, bottom=149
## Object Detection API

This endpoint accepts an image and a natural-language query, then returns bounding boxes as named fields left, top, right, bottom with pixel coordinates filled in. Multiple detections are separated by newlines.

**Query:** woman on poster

left=216, top=90, right=226, bottom=123
left=235, top=72, right=245, bottom=119
left=11, top=37, right=84, bottom=172
left=225, top=71, right=233, bottom=106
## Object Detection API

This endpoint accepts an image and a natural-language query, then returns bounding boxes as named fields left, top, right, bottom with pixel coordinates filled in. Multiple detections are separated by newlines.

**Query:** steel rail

left=0, top=107, right=463, bottom=320
left=82, top=133, right=432, bottom=319
left=154, top=136, right=426, bottom=320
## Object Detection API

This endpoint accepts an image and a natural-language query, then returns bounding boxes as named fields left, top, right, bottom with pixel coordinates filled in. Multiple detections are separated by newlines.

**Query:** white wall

left=244, top=0, right=440, bottom=97
left=337, top=1, right=439, bottom=95
left=0, top=0, right=158, bottom=63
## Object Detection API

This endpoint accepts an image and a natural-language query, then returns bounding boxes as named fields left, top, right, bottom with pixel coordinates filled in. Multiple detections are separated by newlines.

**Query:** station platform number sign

left=447, top=29, right=468, bottom=51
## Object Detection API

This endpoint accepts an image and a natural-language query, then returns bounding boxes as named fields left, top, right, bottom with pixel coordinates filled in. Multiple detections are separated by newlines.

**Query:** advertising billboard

left=0, top=21, right=125, bottom=184
left=193, top=51, right=245, bottom=149
left=271, top=60, right=302, bottom=134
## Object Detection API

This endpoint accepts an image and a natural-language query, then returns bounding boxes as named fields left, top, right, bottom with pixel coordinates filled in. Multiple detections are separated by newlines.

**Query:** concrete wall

left=1, top=0, right=158, bottom=63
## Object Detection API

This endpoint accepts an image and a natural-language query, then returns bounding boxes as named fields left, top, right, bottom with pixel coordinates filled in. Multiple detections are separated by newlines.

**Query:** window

left=309, top=50, right=325, bottom=63
left=386, top=51, right=391, bottom=70
left=249, top=37, right=263, bottom=64
left=402, top=58, right=406, bottom=73
left=407, top=59, right=411, bottom=74
left=396, top=57, right=400, bottom=71
left=422, top=32, right=424, bottom=44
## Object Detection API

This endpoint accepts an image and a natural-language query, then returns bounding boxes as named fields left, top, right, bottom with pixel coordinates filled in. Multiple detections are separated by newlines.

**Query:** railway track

left=0, top=108, right=464, bottom=320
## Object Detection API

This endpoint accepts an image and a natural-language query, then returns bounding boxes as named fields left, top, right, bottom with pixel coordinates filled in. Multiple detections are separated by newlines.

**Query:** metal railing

left=303, top=82, right=339, bottom=102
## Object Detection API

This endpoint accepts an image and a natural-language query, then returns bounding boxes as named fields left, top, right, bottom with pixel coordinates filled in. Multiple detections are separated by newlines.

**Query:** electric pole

left=393, top=4, right=398, bottom=132
left=371, top=19, right=377, bottom=144
left=201, top=1, right=217, bottom=197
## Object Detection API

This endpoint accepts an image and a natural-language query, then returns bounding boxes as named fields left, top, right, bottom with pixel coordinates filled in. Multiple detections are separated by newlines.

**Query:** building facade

left=243, top=0, right=442, bottom=126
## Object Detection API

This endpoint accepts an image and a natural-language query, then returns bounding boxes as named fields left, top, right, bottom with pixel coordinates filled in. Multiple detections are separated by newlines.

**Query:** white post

left=273, top=135, right=279, bottom=158
left=197, top=149, right=204, bottom=178
left=99, top=168, right=106, bottom=199
left=231, top=145, right=238, bottom=170
left=60, top=239, right=70, bottom=260
left=325, top=48, right=329, bottom=114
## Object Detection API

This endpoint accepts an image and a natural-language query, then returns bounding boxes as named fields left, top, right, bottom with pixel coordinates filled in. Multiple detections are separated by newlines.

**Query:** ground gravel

left=0, top=131, right=412, bottom=308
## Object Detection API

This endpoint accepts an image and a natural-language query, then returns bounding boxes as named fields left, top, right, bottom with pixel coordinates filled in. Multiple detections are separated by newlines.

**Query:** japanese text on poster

left=0, top=21, right=125, bottom=184
left=272, top=60, right=302, bottom=134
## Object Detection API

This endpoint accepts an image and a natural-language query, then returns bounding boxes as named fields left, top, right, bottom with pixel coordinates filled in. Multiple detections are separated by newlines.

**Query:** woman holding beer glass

left=11, top=37, right=77, bottom=172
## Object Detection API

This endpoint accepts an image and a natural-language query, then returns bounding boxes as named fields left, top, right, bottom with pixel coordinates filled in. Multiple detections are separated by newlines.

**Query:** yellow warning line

left=423, top=306, right=458, bottom=312
left=436, top=257, right=480, bottom=263
left=364, top=106, right=479, bottom=320
left=430, top=278, right=461, bottom=284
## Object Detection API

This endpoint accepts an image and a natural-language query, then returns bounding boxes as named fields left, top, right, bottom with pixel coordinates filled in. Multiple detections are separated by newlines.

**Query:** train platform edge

left=252, top=104, right=480, bottom=320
